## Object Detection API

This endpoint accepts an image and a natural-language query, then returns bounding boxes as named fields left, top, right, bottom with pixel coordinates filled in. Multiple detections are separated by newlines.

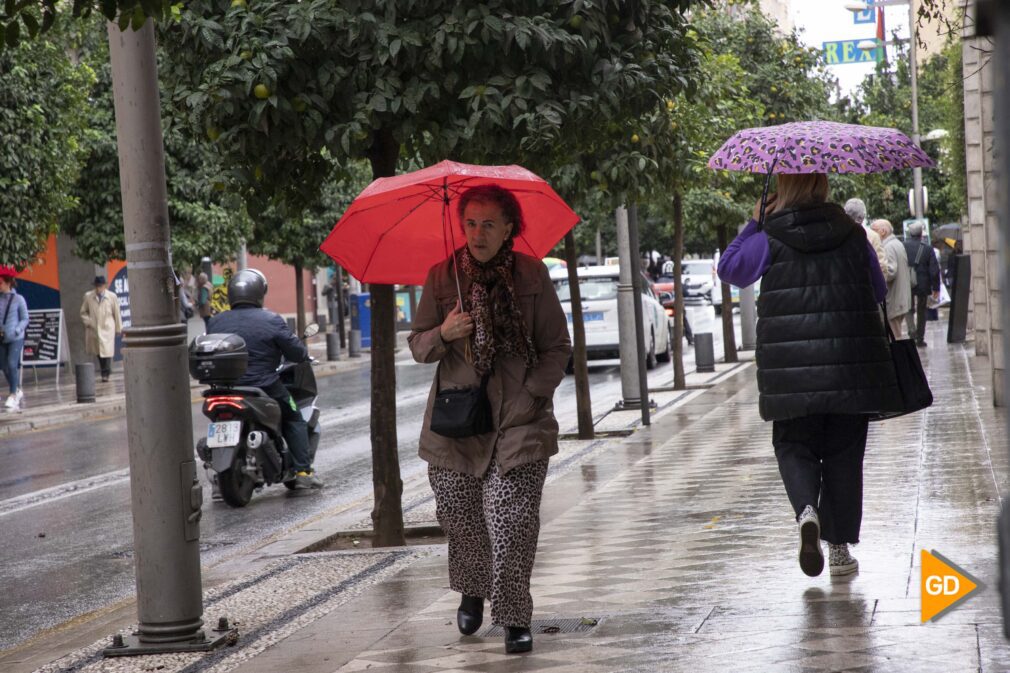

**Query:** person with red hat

left=0, top=267, right=28, bottom=411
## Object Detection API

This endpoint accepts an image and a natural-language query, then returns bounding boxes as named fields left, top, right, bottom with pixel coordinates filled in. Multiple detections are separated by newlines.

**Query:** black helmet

left=227, top=268, right=268, bottom=308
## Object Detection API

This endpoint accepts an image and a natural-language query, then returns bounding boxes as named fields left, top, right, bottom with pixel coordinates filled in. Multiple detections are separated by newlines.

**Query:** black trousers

left=262, top=379, right=312, bottom=473
left=97, top=356, right=112, bottom=379
left=772, top=414, right=869, bottom=545
left=905, top=293, right=928, bottom=343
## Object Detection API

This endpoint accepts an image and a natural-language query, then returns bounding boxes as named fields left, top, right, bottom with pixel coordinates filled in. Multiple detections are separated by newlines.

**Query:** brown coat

left=409, top=252, right=572, bottom=477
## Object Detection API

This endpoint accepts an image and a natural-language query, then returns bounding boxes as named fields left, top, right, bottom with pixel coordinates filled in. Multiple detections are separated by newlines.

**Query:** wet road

left=0, top=306, right=735, bottom=650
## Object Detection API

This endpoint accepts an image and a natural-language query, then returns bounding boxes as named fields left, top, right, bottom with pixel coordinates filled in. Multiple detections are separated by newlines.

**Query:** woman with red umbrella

left=408, top=184, right=571, bottom=654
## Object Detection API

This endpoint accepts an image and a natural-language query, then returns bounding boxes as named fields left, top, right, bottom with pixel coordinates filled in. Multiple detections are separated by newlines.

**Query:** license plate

left=567, top=311, right=604, bottom=322
left=207, top=421, right=241, bottom=448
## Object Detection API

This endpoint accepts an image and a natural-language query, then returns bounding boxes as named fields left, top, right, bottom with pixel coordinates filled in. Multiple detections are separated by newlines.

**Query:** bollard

left=348, top=329, right=362, bottom=358
left=76, top=363, right=96, bottom=403
left=694, top=332, right=715, bottom=373
left=326, top=331, right=341, bottom=361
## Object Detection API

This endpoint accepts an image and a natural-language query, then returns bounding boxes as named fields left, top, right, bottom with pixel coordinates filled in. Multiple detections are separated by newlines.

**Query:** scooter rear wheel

left=218, top=448, right=256, bottom=507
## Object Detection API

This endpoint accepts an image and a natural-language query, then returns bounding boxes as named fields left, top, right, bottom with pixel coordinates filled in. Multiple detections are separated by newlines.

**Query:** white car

left=711, top=277, right=761, bottom=315
left=550, top=265, right=672, bottom=369
left=681, top=259, right=716, bottom=304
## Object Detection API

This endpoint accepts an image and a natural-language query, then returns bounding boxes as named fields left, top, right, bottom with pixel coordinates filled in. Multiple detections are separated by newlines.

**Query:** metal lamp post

left=847, top=0, right=925, bottom=222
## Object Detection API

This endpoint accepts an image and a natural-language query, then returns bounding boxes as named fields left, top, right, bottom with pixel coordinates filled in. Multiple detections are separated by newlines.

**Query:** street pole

left=103, top=20, right=233, bottom=656
left=738, top=223, right=757, bottom=350
left=237, top=241, right=248, bottom=271
left=627, top=205, right=651, bottom=426
left=908, top=0, right=925, bottom=223
left=615, top=206, right=642, bottom=410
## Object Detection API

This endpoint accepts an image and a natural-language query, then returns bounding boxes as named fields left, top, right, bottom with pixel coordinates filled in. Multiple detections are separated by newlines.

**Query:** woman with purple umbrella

left=718, top=174, right=898, bottom=578
left=711, top=121, right=932, bottom=579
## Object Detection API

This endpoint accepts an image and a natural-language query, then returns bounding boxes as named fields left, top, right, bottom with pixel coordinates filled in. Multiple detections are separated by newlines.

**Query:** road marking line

left=0, top=469, right=130, bottom=518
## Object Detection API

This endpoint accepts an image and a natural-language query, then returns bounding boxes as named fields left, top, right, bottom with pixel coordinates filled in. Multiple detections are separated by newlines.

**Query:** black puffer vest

left=756, top=203, right=899, bottom=421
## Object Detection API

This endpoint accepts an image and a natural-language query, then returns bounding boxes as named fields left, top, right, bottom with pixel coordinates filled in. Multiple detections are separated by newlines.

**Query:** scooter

left=188, top=325, right=321, bottom=507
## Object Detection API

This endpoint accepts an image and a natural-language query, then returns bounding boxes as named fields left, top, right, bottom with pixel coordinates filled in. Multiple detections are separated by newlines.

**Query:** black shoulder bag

left=870, top=303, right=933, bottom=421
left=430, top=364, right=492, bottom=438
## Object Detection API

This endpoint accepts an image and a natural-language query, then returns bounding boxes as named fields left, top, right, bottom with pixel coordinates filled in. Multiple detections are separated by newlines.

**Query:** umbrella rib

left=358, top=197, right=434, bottom=283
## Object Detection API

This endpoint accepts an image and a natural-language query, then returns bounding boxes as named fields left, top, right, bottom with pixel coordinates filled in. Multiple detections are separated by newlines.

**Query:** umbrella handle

left=757, top=171, right=772, bottom=232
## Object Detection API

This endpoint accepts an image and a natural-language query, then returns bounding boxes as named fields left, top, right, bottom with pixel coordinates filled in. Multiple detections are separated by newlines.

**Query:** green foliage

left=247, top=160, right=372, bottom=269
left=60, top=20, right=250, bottom=269
left=0, top=31, right=93, bottom=268
left=161, top=0, right=701, bottom=212
left=0, top=0, right=176, bottom=50
left=842, top=41, right=965, bottom=230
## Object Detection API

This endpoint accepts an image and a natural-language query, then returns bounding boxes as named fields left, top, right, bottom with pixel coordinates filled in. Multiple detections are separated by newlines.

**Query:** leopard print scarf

left=457, top=240, right=538, bottom=375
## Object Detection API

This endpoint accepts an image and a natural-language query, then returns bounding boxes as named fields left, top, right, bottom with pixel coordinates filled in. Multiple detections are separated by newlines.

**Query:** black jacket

left=756, top=203, right=899, bottom=422
left=208, top=305, right=307, bottom=388
left=903, top=237, right=941, bottom=296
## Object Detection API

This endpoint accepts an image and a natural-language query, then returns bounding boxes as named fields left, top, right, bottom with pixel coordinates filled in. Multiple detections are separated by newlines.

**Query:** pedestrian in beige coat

left=80, top=275, right=122, bottom=381
left=409, top=184, right=571, bottom=655
left=844, top=198, right=887, bottom=276
left=870, top=219, right=911, bottom=338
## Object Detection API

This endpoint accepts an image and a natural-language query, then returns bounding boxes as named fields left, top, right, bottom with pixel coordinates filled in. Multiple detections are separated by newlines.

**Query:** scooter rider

left=208, top=268, right=323, bottom=490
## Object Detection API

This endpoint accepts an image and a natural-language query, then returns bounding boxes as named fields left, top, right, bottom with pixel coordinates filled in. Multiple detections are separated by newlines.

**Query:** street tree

left=692, top=5, right=836, bottom=361
left=839, top=41, right=966, bottom=229
left=60, top=23, right=249, bottom=270
left=162, top=0, right=702, bottom=544
left=0, top=30, right=93, bottom=268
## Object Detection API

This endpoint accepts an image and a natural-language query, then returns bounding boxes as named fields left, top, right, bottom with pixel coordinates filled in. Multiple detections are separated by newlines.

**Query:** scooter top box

left=189, top=333, right=248, bottom=385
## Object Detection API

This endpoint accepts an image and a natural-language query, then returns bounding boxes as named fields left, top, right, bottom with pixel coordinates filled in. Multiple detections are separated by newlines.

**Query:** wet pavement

left=7, top=318, right=1009, bottom=672
left=0, top=307, right=731, bottom=656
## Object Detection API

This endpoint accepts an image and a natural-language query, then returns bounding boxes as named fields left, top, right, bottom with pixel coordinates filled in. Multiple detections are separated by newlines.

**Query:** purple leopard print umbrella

left=708, top=121, right=935, bottom=174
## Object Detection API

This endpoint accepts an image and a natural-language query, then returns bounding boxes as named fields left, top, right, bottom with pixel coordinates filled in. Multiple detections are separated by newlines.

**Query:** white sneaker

left=12, top=389, right=23, bottom=409
left=828, top=543, right=859, bottom=576
left=3, top=394, right=15, bottom=411
left=797, top=505, right=824, bottom=577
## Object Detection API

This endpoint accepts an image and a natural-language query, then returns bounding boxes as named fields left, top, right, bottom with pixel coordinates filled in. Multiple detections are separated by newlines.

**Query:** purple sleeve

left=717, top=219, right=769, bottom=288
left=867, top=240, right=887, bottom=303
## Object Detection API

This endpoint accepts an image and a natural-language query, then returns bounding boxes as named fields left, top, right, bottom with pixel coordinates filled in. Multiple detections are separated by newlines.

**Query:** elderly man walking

left=844, top=198, right=887, bottom=276
left=80, top=275, right=123, bottom=382
left=870, top=219, right=911, bottom=338
left=903, top=222, right=940, bottom=347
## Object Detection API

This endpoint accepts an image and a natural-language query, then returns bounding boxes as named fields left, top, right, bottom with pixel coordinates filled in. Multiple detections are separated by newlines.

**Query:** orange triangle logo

left=921, top=550, right=982, bottom=622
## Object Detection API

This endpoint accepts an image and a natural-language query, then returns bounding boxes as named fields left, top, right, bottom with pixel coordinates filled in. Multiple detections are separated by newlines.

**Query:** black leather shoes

left=505, top=626, right=533, bottom=654
left=456, top=595, right=483, bottom=635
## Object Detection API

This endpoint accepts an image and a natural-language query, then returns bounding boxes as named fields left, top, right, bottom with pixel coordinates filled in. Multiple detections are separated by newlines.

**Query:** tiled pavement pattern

left=327, top=330, right=1010, bottom=673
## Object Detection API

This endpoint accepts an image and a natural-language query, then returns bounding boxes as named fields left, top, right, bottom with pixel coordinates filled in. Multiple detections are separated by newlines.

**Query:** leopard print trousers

left=428, top=456, right=549, bottom=628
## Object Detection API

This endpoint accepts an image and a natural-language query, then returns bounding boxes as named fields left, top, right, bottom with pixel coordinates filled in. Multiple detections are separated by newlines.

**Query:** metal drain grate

left=483, top=617, right=600, bottom=637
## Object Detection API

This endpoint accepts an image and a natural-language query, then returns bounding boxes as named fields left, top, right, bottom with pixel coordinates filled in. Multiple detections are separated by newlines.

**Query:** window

left=555, top=277, right=619, bottom=302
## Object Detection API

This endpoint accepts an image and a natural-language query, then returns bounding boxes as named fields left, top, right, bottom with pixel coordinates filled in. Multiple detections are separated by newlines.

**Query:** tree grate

left=482, top=617, right=601, bottom=637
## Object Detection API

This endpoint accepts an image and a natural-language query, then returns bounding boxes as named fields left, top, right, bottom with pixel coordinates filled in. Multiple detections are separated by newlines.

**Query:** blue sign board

left=822, top=40, right=881, bottom=65
left=853, top=3, right=875, bottom=24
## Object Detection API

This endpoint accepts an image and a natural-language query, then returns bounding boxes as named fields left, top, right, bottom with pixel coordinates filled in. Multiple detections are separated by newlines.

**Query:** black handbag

left=430, top=365, right=492, bottom=438
left=870, top=306, right=933, bottom=421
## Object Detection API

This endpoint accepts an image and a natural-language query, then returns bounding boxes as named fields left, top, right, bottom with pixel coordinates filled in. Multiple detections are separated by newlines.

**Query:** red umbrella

left=320, top=160, right=580, bottom=286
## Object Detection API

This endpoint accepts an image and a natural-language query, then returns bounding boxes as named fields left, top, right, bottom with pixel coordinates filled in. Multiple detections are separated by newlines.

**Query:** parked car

left=681, top=259, right=716, bottom=304
left=711, top=277, right=761, bottom=316
left=551, top=265, right=672, bottom=368
left=652, top=275, right=676, bottom=296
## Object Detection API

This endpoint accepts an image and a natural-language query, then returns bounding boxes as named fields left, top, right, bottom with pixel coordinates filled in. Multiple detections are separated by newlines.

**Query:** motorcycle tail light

left=206, top=395, right=245, bottom=411
left=665, top=307, right=674, bottom=317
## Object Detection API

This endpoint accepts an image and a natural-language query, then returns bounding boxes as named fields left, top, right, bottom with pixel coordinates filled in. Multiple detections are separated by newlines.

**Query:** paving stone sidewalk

left=17, top=321, right=1010, bottom=673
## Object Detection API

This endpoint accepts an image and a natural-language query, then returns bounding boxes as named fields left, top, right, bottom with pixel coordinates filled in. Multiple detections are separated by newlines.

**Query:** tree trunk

left=717, top=224, right=738, bottom=363
left=671, top=191, right=686, bottom=390
left=563, top=231, right=593, bottom=439
left=335, top=265, right=347, bottom=349
left=294, top=261, right=306, bottom=337
left=368, top=128, right=405, bottom=547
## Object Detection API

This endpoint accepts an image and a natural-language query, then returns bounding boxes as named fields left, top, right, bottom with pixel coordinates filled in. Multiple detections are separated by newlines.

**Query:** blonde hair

left=770, top=174, right=829, bottom=214
left=870, top=218, right=892, bottom=238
